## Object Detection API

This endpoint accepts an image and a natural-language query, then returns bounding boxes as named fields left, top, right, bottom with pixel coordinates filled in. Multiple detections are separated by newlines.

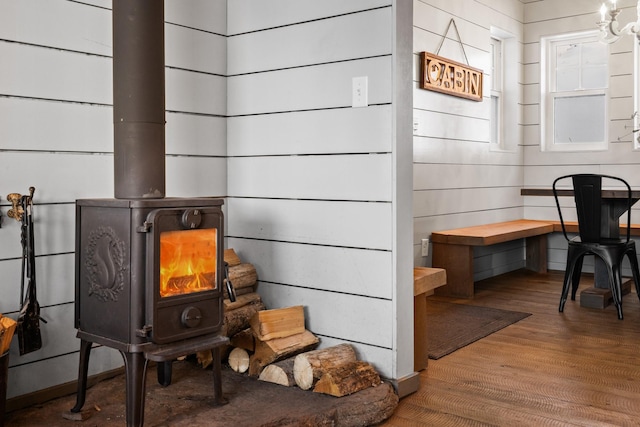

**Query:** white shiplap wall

left=225, top=0, right=415, bottom=382
left=0, top=0, right=227, bottom=400
left=522, top=0, right=640, bottom=273
left=1, top=0, right=416, bottom=403
left=413, top=0, right=527, bottom=280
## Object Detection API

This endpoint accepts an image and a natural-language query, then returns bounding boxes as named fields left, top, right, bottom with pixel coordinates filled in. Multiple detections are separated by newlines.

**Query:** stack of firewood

left=248, top=308, right=381, bottom=398
left=197, top=249, right=265, bottom=368
left=201, top=248, right=383, bottom=398
left=227, top=305, right=320, bottom=377
left=263, top=342, right=382, bottom=397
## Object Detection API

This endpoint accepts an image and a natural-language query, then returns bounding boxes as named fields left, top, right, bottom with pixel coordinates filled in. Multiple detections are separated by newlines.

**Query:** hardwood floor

left=383, top=269, right=640, bottom=427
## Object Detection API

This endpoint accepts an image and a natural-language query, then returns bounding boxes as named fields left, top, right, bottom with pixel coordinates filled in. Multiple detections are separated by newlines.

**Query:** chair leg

left=570, top=256, right=584, bottom=301
left=609, top=262, right=624, bottom=320
left=559, top=259, right=576, bottom=313
left=626, top=250, right=640, bottom=301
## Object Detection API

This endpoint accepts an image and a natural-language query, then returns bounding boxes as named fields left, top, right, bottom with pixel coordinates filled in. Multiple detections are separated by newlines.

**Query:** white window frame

left=490, top=36, right=503, bottom=149
left=634, top=40, right=640, bottom=150
left=490, top=27, right=518, bottom=153
left=540, top=30, right=609, bottom=152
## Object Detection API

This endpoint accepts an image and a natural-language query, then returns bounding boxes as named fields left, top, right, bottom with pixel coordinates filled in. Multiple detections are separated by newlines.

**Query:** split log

left=250, top=305, right=305, bottom=341
left=196, top=350, right=214, bottom=369
left=226, top=263, right=258, bottom=290
left=224, top=248, right=242, bottom=267
left=248, top=329, right=319, bottom=376
left=313, top=361, right=381, bottom=397
left=198, top=344, right=237, bottom=369
left=293, top=343, right=357, bottom=390
left=229, top=328, right=255, bottom=352
left=228, top=347, right=250, bottom=373
left=258, top=358, right=296, bottom=386
left=222, top=298, right=266, bottom=338
left=0, top=314, right=17, bottom=354
left=224, top=292, right=262, bottom=312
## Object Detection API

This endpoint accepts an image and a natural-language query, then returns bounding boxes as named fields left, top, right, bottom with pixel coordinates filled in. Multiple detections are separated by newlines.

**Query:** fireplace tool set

left=7, top=187, right=46, bottom=356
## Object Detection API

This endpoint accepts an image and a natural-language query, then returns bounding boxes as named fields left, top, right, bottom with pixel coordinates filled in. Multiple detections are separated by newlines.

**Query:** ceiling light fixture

left=597, top=0, right=640, bottom=43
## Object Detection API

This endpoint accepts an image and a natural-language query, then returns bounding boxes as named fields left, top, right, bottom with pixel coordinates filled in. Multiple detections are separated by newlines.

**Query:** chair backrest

left=552, top=174, right=632, bottom=243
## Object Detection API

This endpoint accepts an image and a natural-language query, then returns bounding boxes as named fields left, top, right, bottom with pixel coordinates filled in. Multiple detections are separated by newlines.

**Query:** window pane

left=582, top=65, right=608, bottom=89
left=491, top=95, right=500, bottom=145
left=556, top=67, right=580, bottom=91
left=582, top=41, right=607, bottom=66
left=490, top=38, right=502, bottom=91
left=556, top=43, right=580, bottom=67
left=554, top=95, right=605, bottom=144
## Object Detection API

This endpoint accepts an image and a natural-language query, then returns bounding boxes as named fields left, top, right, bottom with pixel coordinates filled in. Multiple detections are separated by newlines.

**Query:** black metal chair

left=553, top=174, right=640, bottom=319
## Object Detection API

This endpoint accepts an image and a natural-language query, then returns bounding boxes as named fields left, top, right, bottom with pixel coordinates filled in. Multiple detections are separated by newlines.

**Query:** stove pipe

left=112, top=0, right=166, bottom=199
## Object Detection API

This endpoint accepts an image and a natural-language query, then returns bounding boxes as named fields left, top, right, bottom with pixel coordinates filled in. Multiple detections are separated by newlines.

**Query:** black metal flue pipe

left=112, top=0, right=166, bottom=199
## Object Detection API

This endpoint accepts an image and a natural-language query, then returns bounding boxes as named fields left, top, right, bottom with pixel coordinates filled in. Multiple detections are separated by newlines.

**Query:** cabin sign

left=420, top=52, right=483, bottom=102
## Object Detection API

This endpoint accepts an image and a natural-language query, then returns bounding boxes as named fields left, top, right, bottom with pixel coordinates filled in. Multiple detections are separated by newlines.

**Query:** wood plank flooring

left=383, top=269, right=640, bottom=427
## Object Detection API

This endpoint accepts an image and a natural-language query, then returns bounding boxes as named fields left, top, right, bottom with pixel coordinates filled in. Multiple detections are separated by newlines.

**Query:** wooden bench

left=431, top=219, right=554, bottom=298
left=549, top=220, right=640, bottom=236
left=413, top=267, right=446, bottom=371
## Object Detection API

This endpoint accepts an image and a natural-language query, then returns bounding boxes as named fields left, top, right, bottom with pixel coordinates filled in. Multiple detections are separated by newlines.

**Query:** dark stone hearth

left=5, top=360, right=399, bottom=426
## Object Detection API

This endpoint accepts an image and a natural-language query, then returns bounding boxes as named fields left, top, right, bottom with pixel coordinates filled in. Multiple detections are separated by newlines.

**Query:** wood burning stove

left=71, top=198, right=229, bottom=426
left=75, top=198, right=225, bottom=348
left=69, top=2, right=229, bottom=426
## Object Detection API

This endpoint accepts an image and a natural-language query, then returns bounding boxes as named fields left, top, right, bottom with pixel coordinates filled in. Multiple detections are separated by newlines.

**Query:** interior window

left=489, top=27, right=518, bottom=152
left=541, top=31, right=609, bottom=152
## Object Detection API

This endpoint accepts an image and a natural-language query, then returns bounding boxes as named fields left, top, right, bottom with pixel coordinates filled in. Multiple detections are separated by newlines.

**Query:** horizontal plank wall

left=0, top=0, right=227, bottom=402
left=226, top=0, right=415, bottom=382
left=413, top=0, right=526, bottom=278
left=522, top=0, right=640, bottom=223
left=521, top=0, right=640, bottom=274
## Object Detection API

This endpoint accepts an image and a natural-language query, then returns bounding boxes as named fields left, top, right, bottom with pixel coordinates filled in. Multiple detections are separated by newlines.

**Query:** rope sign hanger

left=435, top=18, right=470, bottom=66
left=418, top=18, right=483, bottom=102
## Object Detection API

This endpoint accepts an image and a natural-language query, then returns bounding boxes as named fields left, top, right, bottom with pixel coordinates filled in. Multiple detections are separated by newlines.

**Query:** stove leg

left=70, top=339, right=93, bottom=413
left=157, top=360, right=173, bottom=386
left=121, top=351, right=149, bottom=427
left=211, top=346, right=227, bottom=406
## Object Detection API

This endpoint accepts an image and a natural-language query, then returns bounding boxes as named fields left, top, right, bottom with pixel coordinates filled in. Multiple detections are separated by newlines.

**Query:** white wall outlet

left=352, top=76, right=368, bottom=108
left=421, top=238, right=429, bottom=257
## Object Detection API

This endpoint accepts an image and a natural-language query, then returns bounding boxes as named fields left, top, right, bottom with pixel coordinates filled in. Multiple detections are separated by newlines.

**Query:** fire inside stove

left=160, top=228, right=218, bottom=298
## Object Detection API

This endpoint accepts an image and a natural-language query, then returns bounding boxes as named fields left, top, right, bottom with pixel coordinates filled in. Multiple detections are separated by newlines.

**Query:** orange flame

left=159, top=228, right=217, bottom=298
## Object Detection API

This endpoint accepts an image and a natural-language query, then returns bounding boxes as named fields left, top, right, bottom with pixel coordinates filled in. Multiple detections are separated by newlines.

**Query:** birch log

left=228, top=347, right=250, bottom=373
left=293, top=343, right=357, bottom=390
left=258, top=358, right=296, bottom=386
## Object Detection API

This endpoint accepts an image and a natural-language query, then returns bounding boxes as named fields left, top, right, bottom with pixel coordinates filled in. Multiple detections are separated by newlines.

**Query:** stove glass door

left=159, top=228, right=217, bottom=298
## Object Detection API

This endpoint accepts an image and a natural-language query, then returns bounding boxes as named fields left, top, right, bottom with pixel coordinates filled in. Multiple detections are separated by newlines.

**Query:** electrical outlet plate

left=352, top=76, right=368, bottom=108
left=421, top=239, right=429, bottom=257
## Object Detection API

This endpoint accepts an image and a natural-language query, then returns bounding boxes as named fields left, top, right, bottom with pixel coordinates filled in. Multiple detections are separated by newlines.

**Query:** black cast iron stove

left=69, top=2, right=229, bottom=426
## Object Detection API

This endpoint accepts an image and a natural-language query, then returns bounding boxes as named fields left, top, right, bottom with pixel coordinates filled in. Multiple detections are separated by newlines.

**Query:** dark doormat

left=427, top=300, right=531, bottom=359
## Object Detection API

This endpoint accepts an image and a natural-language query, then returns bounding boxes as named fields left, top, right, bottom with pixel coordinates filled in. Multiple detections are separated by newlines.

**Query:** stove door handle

left=224, top=262, right=236, bottom=302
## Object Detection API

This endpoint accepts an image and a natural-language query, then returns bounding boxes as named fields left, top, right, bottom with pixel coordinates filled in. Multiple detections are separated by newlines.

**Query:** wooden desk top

left=521, top=188, right=640, bottom=198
